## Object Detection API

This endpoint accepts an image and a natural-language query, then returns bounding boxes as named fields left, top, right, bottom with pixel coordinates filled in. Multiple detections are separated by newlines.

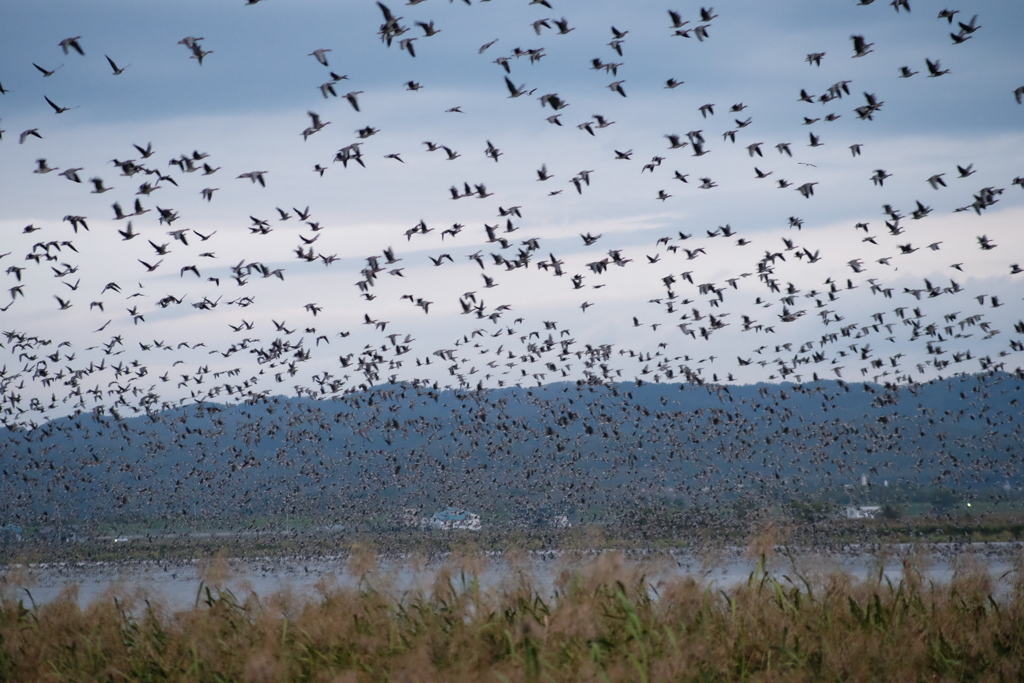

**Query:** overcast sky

left=2, top=0, right=1023, bottom=426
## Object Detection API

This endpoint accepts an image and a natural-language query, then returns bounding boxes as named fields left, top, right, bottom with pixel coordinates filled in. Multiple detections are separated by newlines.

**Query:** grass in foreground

left=3, top=548, right=1024, bottom=682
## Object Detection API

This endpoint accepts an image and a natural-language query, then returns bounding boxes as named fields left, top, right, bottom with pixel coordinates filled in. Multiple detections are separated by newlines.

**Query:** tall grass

left=3, top=547, right=1024, bottom=682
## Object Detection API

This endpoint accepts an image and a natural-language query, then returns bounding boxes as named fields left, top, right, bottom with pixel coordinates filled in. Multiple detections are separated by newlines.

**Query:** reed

left=3, top=545, right=1023, bottom=682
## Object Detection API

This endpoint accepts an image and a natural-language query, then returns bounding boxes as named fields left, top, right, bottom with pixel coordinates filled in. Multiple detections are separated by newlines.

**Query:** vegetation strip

left=3, top=548, right=1023, bottom=681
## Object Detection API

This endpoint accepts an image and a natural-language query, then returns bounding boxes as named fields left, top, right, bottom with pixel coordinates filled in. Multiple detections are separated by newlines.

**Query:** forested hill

left=2, top=372, right=1021, bottom=525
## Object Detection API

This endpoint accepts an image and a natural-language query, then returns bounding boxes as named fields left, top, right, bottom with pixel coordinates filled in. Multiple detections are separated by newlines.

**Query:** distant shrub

left=880, top=503, right=904, bottom=520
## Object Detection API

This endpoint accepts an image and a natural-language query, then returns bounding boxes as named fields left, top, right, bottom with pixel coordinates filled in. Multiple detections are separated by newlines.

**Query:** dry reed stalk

left=3, top=543, right=1024, bottom=682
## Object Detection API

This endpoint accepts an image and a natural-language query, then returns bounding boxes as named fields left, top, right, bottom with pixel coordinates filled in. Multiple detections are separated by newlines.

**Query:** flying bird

left=33, top=62, right=63, bottom=77
left=851, top=34, right=873, bottom=57
left=309, top=49, right=331, bottom=66
left=105, top=55, right=128, bottom=74
left=44, top=95, right=75, bottom=113
left=59, top=36, right=85, bottom=55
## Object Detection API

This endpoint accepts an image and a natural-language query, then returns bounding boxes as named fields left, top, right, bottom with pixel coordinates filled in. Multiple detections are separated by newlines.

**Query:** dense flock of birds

left=1, top=1, right=1023, bottom=526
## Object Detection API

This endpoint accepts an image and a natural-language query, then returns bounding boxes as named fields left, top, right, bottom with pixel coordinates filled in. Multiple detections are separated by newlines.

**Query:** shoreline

left=6, top=541, right=1022, bottom=609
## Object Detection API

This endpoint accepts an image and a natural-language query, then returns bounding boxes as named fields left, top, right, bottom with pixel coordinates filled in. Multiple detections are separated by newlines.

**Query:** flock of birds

left=1, top=0, right=1023, bottom=526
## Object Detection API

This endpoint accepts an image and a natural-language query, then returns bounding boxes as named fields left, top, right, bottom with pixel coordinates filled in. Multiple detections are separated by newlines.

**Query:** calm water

left=6, top=543, right=1021, bottom=610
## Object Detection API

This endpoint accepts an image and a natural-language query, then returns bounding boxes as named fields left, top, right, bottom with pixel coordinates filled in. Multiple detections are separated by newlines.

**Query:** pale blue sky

left=1, top=0, right=1023, bottom=426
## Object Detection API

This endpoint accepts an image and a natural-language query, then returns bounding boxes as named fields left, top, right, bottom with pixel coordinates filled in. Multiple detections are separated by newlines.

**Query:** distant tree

left=733, top=497, right=758, bottom=520
left=926, top=489, right=960, bottom=516
left=786, top=499, right=832, bottom=524
left=879, top=504, right=903, bottom=521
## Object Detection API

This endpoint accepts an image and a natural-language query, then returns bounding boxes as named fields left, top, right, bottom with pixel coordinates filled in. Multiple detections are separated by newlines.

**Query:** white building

left=550, top=515, right=571, bottom=529
left=844, top=505, right=881, bottom=520
left=427, top=507, right=482, bottom=531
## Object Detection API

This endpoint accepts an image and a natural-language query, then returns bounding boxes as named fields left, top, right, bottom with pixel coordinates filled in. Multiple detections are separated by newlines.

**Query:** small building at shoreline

left=844, top=505, right=881, bottom=520
left=427, top=507, right=482, bottom=531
